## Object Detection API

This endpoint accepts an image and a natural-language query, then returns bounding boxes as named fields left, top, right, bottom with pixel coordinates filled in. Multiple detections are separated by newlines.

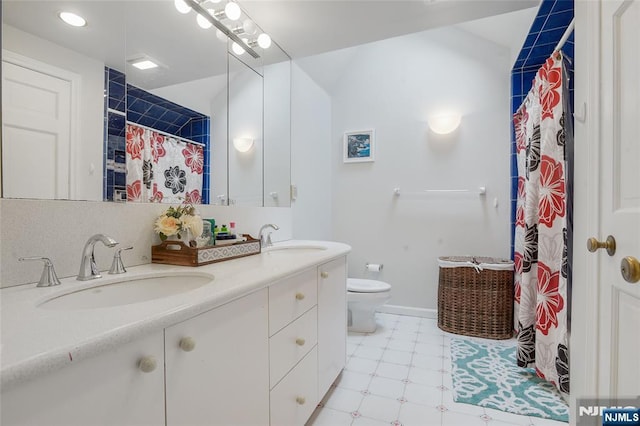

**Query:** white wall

left=2, top=25, right=104, bottom=201
left=264, top=61, right=292, bottom=208
left=329, top=27, right=513, bottom=311
left=290, top=63, right=333, bottom=240
left=228, top=59, right=263, bottom=206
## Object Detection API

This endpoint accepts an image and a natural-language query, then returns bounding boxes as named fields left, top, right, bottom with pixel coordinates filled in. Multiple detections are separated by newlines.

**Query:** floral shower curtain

left=513, top=53, right=573, bottom=396
left=126, top=123, right=204, bottom=204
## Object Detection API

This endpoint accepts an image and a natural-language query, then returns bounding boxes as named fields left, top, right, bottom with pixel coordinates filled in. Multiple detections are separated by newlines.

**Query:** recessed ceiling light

left=131, top=59, right=159, bottom=70
left=59, top=11, right=87, bottom=27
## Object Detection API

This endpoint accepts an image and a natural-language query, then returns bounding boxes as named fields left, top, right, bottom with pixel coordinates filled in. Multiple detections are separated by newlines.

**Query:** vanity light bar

left=183, top=0, right=260, bottom=59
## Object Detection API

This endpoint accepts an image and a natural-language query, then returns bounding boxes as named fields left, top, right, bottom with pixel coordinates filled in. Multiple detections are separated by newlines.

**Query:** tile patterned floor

left=306, top=313, right=568, bottom=426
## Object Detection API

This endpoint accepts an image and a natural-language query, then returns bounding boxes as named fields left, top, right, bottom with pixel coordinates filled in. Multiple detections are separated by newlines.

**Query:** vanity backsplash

left=0, top=198, right=292, bottom=288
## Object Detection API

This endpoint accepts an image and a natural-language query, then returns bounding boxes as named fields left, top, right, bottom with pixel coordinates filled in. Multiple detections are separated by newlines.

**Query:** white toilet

left=347, top=278, right=392, bottom=333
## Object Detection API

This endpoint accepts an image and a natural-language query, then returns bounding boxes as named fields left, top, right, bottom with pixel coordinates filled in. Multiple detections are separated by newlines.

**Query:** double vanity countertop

left=0, top=240, right=351, bottom=390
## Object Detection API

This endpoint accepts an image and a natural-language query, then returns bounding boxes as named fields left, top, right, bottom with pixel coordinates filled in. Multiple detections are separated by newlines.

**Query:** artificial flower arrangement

left=154, top=203, right=204, bottom=245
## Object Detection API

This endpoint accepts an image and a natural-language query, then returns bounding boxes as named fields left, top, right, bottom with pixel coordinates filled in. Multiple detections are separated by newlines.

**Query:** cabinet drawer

left=270, top=306, right=317, bottom=388
left=269, top=268, right=317, bottom=336
left=270, top=347, right=319, bottom=426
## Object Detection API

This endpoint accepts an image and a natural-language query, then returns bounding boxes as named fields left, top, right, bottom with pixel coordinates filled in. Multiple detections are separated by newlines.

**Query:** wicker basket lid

left=437, top=256, right=513, bottom=271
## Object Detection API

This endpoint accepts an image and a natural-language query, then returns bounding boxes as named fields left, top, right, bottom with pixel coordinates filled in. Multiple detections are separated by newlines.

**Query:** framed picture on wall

left=343, top=130, right=375, bottom=163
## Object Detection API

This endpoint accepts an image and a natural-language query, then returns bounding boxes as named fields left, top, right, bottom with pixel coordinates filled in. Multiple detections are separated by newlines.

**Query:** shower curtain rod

left=555, top=18, right=575, bottom=51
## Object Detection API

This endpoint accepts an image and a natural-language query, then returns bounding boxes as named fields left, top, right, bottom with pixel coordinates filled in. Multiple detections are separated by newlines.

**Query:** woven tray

left=152, top=234, right=261, bottom=267
left=437, top=256, right=514, bottom=340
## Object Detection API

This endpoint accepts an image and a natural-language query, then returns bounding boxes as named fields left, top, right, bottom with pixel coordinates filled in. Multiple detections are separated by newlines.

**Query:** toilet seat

left=347, top=278, right=391, bottom=293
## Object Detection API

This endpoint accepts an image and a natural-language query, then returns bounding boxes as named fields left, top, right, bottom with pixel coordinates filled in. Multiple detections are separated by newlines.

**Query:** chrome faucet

left=258, top=224, right=279, bottom=248
left=18, top=257, right=61, bottom=287
left=78, top=234, right=118, bottom=281
left=109, top=246, right=133, bottom=275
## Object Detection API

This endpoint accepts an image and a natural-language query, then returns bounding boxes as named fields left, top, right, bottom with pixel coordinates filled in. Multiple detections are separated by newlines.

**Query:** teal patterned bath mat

left=450, top=338, right=569, bottom=422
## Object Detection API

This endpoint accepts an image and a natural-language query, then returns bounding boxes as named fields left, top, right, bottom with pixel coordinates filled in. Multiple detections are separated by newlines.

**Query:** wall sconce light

left=428, top=114, right=461, bottom=135
left=233, top=137, right=254, bottom=153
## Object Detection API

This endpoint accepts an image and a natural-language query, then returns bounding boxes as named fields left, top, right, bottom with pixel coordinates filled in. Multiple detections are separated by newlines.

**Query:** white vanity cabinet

left=0, top=331, right=165, bottom=426
left=318, top=257, right=347, bottom=396
left=268, top=257, right=347, bottom=426
left=268, top=269, right=319, bottom=425
left=1, top=251, right=349, bottom=426
left=164, top=288, right=269, bottom=426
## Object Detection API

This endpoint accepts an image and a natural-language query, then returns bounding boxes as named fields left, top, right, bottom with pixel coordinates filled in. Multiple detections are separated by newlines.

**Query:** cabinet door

left=317, top=256, right=347, bottom=397
left=270, top=348, right=318, bottom=426
left=1, top=331, right=165, bottom=426
left=165, top=289, right=269, bottom=426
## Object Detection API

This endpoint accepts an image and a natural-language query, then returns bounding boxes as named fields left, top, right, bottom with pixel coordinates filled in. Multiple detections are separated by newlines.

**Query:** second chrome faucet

left=78, top=234, right=118, bottom=281
left=258, top=224, right=279, bottom=248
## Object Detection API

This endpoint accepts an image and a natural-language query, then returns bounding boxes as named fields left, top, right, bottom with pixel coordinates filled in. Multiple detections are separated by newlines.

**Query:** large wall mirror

left=1, top=0, right=291, bottom=207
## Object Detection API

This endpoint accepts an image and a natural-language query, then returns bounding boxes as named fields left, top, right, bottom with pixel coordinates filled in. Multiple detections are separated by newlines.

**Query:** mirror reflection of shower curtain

left=125, top=123, right=204, bottom=204
left=512, top=52, right=573, bottom=397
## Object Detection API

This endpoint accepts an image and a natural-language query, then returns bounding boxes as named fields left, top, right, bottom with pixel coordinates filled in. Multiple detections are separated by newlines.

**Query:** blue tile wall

left=510, top=0, right=574, bottom=258
left=104, top=67, right=211, bottom=204
left=108, top=68, right=126, bottom=113
left=126, top=85, right=203, bottom=136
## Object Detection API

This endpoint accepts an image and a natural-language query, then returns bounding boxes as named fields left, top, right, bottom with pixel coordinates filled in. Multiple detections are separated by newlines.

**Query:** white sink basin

left=263, top=245, right=328, bottom=254
left=39, top=273, right=214, bottom=310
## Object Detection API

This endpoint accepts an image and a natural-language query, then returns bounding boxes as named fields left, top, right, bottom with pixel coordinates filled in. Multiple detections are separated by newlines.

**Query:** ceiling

left=2, top=0, right=540, bottom=89
left=240, top=0, right=540, bottom=59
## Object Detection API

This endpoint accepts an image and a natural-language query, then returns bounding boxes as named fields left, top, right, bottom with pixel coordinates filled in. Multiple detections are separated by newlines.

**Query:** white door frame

left=570, top=0, right=601, bottom=410
left=1, top=49, right=81, bottom=199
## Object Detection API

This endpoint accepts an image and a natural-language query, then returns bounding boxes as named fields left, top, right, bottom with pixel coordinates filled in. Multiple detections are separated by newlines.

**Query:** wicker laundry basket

left=437, top=256, right=514, bottom=340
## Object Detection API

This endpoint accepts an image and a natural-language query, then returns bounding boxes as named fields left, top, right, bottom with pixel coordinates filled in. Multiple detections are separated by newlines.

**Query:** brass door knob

left=621, top=256, right=640, bottom=283
left=320, top=271, right=329, bottom=279
left=587, top=235, right=616, bottom=256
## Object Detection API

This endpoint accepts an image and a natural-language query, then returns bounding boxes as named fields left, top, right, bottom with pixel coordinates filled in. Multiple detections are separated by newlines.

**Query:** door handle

left=620, top=256, right=640, bottom=284
left=587, top=235, right=616, bottom=256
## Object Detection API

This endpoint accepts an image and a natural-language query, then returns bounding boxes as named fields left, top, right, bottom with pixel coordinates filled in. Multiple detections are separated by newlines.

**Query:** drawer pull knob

left=295, top=338, right=306, bottom=346
left=296, top=396, right=306, bottom=405
left=138, top=356, right=157, bottom=373
left=320, top=271, right=329, bottom=279
left=179, top=336, right=196, bottom=352
left=295, top=292, right=305, bottom=300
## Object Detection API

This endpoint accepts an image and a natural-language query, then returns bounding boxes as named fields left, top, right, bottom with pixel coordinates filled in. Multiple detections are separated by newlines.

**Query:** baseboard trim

left=376, top=304, right=437, bottom=319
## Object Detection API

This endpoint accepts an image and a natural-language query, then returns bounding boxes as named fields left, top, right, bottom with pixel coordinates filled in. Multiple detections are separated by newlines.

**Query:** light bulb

left=58, top=11, right=86, bottom=27
left=232, top=42, right=245, bottom=55
left=174, top=0, right=191, bottom=14
left=257, top=33, right=271, bottom=49
left=242, top=19, right=257, bottom=35
left=216, top=29, right=227, bottom=42
left=224, top=1, right=241, bottom=20
left=196, top=10, right=213, bottom=29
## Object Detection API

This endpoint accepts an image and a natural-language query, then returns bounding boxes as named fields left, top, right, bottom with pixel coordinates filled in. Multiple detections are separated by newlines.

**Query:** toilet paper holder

left=365, top=263, right=383, bottom=272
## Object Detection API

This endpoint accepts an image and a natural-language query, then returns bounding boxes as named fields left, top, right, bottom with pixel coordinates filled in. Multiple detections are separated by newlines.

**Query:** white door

left=2, top=58, right=72, bottom=199
left=595, top=0, right=640, bottom=398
